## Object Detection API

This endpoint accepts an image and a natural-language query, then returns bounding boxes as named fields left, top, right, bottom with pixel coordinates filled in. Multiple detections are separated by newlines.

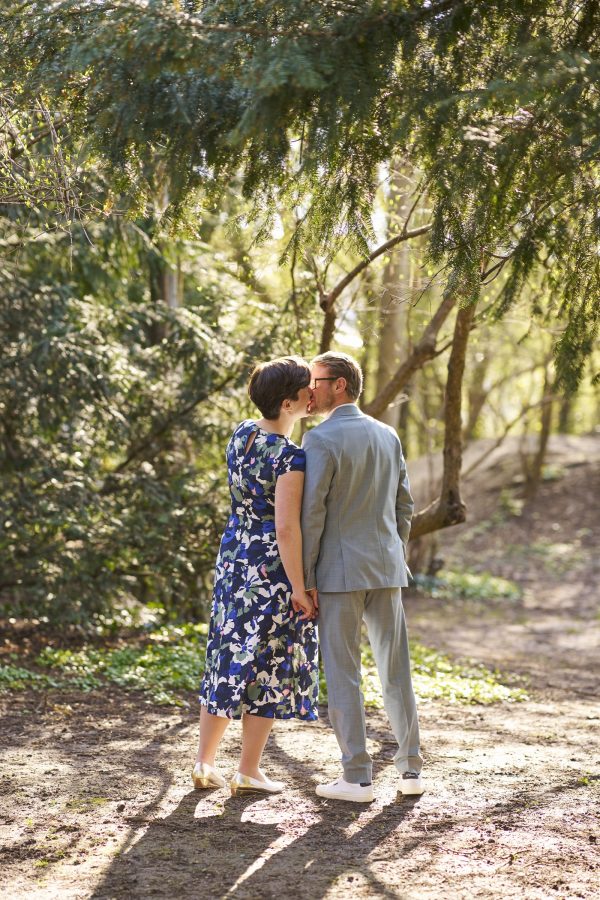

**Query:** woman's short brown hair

left=248, top=356, right=311, bottom=419
left=311, top=351, right=363, bottom=400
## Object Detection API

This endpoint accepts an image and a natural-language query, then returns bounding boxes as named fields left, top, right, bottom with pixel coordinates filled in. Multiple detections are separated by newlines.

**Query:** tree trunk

left=319, top=303, right=337, bottom=354
left=523, top=367, right=554, bottom=500
left=557, top=395, right=574, bottom=434
left=162, top=256, right=183, bottom=310
left=409, top=300, right=477, bottom=539
left=375, top=166, right=413, bottom=428
left=463, top=353, right=490, bottom=441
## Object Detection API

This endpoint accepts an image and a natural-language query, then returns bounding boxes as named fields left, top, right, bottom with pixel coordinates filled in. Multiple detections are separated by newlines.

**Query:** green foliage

left=0, top=662, right=60, bottom=691
left=2, top=623, right=525, bottom=707
left=318, top=638, right=526, bottom=708
left=413, top=570, right=522, bottom=603
left=3, top=1, right=598, bottom=386
left=1, top=1, right=599, bottom=628
left=0, top=623, right=208, bottom=706
left=0, top=261, right=235, bottom=623
left=0, top=172, right=321, bottom=626
left=362, top=642, right=528, bottom=707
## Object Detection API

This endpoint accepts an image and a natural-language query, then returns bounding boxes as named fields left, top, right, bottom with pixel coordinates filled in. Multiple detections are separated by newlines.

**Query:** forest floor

left=1, top=446, right=599, bottom=899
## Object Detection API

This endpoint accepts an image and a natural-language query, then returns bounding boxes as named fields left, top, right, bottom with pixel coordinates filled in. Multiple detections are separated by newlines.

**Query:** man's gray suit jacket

left=301, top=403, right=414, bottom=593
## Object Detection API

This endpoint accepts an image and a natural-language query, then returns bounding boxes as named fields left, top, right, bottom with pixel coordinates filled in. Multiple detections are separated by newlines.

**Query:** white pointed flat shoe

left=230, top=771, right=285, bottom=796
left=192, top=761, right=227, bottom=790
left=315, top=777, right=374, bottom=803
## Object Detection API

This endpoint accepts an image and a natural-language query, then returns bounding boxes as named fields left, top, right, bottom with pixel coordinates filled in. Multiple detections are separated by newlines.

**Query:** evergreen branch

left=103, top=0, right=467, bottom=41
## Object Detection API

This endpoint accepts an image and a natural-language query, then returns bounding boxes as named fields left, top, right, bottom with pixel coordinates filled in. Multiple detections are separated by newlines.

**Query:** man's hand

left=306, top=588, right=319, bottom=612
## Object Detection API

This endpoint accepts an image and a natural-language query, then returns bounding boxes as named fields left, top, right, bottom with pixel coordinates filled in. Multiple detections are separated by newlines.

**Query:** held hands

left=291, top=588, right=319, bottom=621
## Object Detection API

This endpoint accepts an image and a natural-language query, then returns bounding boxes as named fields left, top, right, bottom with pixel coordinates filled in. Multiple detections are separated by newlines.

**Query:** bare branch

left=363, top=290, right=457, bottom=417
left=321, top=224, right=432, bottom=313
left=462, top=392, right=556, bottom=481
left=317, top=223, right=432, bottom=353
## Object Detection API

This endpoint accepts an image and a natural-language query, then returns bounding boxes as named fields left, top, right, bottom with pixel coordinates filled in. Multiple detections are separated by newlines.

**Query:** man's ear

left=336, top=378, right=347, bottom=394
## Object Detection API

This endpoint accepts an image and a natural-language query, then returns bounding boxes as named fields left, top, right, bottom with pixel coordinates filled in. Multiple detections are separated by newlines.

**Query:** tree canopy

left=4, top=0, right=599, bottom=388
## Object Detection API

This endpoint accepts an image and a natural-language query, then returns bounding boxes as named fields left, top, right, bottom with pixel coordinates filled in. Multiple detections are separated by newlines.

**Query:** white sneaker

left=400, top=770, right=424, bottom=795
left=315, top=777, right=374, bottom=803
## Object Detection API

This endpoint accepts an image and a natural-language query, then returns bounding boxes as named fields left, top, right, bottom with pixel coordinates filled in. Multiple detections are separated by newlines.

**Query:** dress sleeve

left=277, top=445, right=306, bottom=476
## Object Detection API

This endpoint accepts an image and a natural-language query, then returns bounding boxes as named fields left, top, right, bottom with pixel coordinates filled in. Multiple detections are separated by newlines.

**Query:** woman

left=193, top=356, right=318, bottom=796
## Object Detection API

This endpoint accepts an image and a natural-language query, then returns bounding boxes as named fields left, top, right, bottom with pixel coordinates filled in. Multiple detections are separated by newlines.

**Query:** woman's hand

left=291, top=590, right=317, bottom=621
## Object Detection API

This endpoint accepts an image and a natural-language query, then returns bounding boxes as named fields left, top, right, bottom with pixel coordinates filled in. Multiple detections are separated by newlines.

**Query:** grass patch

left=3, top=620, right=526, bottom=708
left=318, top=641, right=527, bottom=707
left=413, top=570, right=521, bottom=602
left=0, top=623, right=208, bottom=707
left=506, top=539, right=584, bottom=575
left=366, top=642, right=527, bottom=706
left=35, top=623, right=209, bottom=706
left=0, top=664, right=61, bottom=692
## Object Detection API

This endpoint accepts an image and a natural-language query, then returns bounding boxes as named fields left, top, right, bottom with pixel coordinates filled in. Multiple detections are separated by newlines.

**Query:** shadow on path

left=89, top=721, right=421, bottom=899
left=89, top=786, right=422, bottom=900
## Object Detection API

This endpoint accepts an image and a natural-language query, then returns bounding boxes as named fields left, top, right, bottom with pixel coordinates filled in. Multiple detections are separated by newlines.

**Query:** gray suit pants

left=318, top=587, right=422, bottom=784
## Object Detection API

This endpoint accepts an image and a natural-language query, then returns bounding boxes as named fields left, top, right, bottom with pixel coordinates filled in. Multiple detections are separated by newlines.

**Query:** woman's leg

left=196, top=705, right=230, bottom=766
left=239, top=713, right=274, bottom=779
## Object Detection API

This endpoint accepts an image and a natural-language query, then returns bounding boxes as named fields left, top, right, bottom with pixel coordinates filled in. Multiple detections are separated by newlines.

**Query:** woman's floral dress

left=200, top=421, right=318, bottom=720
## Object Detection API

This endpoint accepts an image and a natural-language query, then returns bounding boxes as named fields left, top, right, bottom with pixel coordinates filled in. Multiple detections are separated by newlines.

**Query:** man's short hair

left=248, top=356, right=311, bottom=419
left=311, top=351, right=363, bottom=401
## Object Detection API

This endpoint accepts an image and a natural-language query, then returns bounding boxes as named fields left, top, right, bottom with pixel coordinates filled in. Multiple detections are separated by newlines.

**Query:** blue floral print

left=200, top=421, right=319, bottom=720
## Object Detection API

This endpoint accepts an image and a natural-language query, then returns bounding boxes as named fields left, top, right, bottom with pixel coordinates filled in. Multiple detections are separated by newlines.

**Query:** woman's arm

left=274, top=470, right=315, bottom=620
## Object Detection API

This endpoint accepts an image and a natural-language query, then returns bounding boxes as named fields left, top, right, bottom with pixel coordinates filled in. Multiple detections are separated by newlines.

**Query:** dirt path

left=1, top=461, right=599, bottom=899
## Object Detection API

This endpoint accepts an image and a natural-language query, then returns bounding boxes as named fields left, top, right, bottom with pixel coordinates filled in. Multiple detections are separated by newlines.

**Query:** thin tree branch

left=8, top=118, right=67, bottom=160
left=321, top=224, right=432, bottom=313
left=106, top=374, right=238, bottom=480
left=363, top=290, right=457, bottom=417
left=317, top=224, right=432, bottom=353
left=462, top=393, right=556, bottom=481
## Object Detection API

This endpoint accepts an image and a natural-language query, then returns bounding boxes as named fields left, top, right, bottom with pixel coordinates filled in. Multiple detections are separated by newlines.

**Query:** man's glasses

left=309, top=377, right=338, bottom=390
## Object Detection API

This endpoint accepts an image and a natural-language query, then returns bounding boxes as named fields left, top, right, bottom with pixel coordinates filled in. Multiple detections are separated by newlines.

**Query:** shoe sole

left=230, top=785, right=283, bottom=797
left=400, top=786, right=424, bottom=796
left=315, top=791, right=373, bottom=803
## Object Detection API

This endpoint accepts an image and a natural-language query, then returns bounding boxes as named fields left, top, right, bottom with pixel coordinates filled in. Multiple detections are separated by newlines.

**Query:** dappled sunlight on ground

left=1, top=693, right=598, bottom=899
left=1, top=461, right=599, bottom=898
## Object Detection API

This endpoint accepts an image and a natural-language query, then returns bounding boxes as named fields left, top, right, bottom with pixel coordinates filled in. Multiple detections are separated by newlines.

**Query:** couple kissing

left=193, top=351, right=423, bottom=803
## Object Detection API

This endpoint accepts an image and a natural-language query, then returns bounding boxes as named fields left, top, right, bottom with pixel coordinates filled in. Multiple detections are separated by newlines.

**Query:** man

left=301, top=351, right=423, bottom=802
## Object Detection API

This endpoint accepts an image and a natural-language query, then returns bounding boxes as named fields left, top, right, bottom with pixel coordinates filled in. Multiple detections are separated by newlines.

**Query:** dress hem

left=199, top=698, right=318, bottom=722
